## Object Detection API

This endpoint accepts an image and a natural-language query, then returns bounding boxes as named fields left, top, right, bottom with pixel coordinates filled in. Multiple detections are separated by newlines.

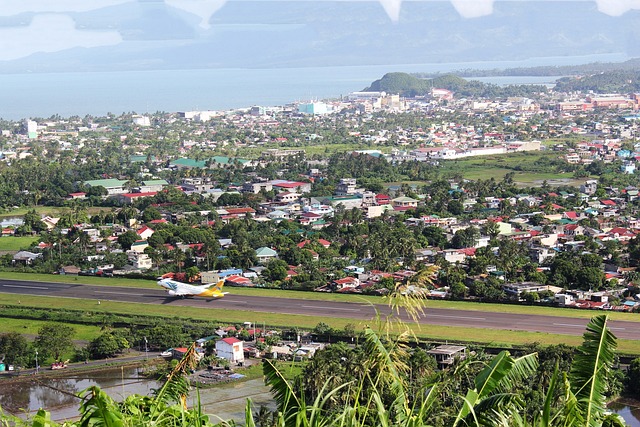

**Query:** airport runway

left=0, top=278, right=638, bottom=340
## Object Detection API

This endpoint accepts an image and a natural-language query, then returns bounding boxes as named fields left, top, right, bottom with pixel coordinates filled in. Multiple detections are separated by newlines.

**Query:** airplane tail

left=206, top=279, right=224, bottom=291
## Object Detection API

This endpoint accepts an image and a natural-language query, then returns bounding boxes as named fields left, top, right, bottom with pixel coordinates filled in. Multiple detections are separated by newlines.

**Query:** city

left=2, top=0, right=640, bottom=426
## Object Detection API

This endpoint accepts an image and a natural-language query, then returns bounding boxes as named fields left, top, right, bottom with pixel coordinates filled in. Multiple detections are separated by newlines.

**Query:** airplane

left=157, top=278, right=227, bottom=299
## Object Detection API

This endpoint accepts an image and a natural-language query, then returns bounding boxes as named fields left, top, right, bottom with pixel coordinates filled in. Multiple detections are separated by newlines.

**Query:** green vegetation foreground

left=0, top=314, right=630, bottom=427
left=0, top=275, right=636, bottom=426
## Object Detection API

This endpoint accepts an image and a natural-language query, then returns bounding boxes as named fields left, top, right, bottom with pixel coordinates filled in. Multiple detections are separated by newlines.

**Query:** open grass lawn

left=0, top=317, right=101, bottom=341
left=0, top=236, right=38, bottom=251
left=1, top=293, right=639, bottom=355
left=436, top=151, right=579, bottom=185
left=0, top=206, right=111, bottom=219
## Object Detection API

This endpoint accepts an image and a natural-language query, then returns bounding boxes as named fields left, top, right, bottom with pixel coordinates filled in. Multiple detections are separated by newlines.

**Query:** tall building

left=25, top=120, right=37, bottom=139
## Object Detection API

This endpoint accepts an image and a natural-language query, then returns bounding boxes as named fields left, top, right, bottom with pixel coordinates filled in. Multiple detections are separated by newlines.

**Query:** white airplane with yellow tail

left=157, top=278, right=227, bottom=299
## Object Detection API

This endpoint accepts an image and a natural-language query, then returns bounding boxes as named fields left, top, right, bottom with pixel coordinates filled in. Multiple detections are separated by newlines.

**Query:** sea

left=0, top=53, right=630, bottom=121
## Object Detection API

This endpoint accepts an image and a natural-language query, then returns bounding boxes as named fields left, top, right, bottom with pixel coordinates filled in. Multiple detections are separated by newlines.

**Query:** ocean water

left=0, top=53, right=629, bottom=120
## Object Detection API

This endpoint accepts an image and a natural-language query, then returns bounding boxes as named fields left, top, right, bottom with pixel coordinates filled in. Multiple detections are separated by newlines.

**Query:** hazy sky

left=0, top=0, right=639, bottom=65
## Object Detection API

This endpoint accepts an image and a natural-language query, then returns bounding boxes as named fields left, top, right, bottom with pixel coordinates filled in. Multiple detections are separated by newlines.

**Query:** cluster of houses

left=9, top=171, right=640, bottom=311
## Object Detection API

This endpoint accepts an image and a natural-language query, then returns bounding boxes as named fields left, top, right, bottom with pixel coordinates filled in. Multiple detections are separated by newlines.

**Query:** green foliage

left=569, top=315, right=618, bottom=427
left=0, top=332, right=30, bottom=367
left=117, top=231, right=139, bottom=250
left=34, top=323, right=75, bottom=362
left=626, top=357, right=640, bottom=397
left=365, top=72, right=547, bottom=98
left=87, top=330, right=130, bottom=359
left=555, top=70, right=640, bottom=93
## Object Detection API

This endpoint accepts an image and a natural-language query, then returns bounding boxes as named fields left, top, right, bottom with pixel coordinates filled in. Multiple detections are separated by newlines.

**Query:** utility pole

left=144, top=337, right=148, bottom=361
left=35, top=349, right=39, bottom=374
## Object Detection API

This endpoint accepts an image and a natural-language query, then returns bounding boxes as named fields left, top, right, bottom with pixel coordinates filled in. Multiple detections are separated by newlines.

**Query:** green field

left=1, top=291, right=640, bottom=354
left=0, top=236, right=38, bottom=251
left=0, top=206, right=111, bottom=219
left=437, top=151, right=585, bottom=186
left=0, top=317, right=101, bottom=341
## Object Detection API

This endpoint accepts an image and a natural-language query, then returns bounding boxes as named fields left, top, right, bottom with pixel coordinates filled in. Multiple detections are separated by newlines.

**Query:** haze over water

left=0, top=53, right=628, bottom=120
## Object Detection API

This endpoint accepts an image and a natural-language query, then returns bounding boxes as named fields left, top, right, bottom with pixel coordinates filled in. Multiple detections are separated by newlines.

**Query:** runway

left=0, top=278, right=638, bottom=340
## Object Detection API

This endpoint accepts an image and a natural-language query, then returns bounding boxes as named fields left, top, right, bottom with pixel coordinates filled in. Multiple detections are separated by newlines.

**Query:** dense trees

left=87, top=330, right=130, bottom=359
left=34, top=324, right=75, bottom=362
left=0, top=332, right=30, bottom=367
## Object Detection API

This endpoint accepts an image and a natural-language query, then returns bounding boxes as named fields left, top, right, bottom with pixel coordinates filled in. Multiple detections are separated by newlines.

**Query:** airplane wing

left=168, top=288, right=195, bottom=296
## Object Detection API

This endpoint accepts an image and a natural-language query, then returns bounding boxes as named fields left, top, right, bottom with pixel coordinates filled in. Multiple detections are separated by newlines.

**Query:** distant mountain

left=1, top=1, right=639, bottom=73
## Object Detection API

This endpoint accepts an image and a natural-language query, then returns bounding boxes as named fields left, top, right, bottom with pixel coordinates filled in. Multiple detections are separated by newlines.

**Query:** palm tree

left=171, top=248, right=186, bottom=273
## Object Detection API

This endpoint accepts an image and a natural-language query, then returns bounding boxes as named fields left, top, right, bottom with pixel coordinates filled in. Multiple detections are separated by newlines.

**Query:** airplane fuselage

left=157, top=278, right=226, bottom=298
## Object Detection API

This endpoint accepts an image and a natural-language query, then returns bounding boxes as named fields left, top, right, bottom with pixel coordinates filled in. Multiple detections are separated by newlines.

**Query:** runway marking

left=429, top=314, right=486, bottom=321
left=95, top=291, right=144, bottom=296
left=302, top=305, right=360, bottom=312
left=2, top=284, right=49, bottom=290
left=553, top=323, right=585, bottom=328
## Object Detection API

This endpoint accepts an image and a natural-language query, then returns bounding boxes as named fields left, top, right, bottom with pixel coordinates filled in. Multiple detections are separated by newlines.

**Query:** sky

left=0, top=0, right=639, bottom=66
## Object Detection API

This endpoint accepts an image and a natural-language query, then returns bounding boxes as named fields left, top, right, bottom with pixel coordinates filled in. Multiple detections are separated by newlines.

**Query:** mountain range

left=1, top=1, right=639, bottom=73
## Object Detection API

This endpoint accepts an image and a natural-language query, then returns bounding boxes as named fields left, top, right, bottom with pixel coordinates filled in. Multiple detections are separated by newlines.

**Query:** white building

left=215, top=337, right=244, bottom=364
left=132, top=115, right=151, bottom=126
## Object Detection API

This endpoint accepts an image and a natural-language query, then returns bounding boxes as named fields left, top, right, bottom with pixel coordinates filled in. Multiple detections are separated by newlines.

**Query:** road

left=0, top=278, right=638, bottom=340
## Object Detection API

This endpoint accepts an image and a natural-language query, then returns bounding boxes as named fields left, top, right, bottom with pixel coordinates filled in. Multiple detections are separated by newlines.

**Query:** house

left=275, top=192, right=301, bottom=203
left=255, top=247, right=278, bottom=264
left=215, top=337, right=244, bottom=364
left=271, top=181, right=312, bottom=194
left=59, top=265, right=81, bottom=275
left=441, top=249, right=466, bottom=264
left=580, top=180, right=598, bottom=195
left=332, top=277, right=360, bottom=290
left=427, top=345, right=467, bottom=369
left=12, top=250, right=42, bottom=265
left=375, top=193, right=391, bottom=205
left=41, top=216, right=60, bottom=230
left=137, top=226, right=154, bottom=240
left=267, top=210, right=290, bottom=220
left=130, top=240, right=149, bottom=253
left=225, top=274, right=253, bottom=286
left=297, top=239, right=331, bottom=249
left=132, top=253, right=152, bottom=270
left=391, top=196, right=419, bottom=209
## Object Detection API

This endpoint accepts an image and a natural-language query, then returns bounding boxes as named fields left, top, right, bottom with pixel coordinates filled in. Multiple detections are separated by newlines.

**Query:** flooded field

left=0, top=367, right=273, bottom=424
left=610, top=399, right=640, bottom=427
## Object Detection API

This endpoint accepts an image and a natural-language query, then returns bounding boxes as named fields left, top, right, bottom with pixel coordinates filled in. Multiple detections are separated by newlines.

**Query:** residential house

left=391, top=196, right=419, bottom=209
left=12, top=251, right=42, bottom=265
left=215, top=337, right=244, bottom=364
left=427, top=345, right=467, bottom=369
left=255, top=247, right=278, bottom=264
left=137, top=226, right=154, bottom=240
left=130, top=240, right=149, bottom=253
left=332, top=277, right=360, bottom=291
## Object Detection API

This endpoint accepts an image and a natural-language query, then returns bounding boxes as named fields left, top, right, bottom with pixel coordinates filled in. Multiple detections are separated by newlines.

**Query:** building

left=84, top=179, right=128, bottom=195
left=391, top=196, right=419, bottom=209
left=25, top=120, right=38, bottom=139
left=132, top=115, right=151, bottom=126
left=215, top=337, right=244, bottom=364
left=255, top=247, right=278, bottom=264
left=427, top=345, right=466, bottom=369
left=298, top=102, right=330, bottom=115
left=335, top=178, right=365, bottom=196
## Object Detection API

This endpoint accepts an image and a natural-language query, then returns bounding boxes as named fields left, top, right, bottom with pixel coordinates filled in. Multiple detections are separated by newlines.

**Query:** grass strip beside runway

left=2, top=272, right=640, bottom=323
left=1, top=293, right=639, bottom=355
